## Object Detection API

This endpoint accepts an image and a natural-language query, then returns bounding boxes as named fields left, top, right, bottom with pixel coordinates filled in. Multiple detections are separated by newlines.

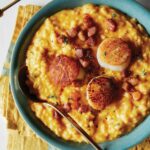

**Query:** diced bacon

left=79, top=58, right=90, bottom=68
left=63, top=103, right=71, bottom=112
left=106, top=19, right=117, bottom=32
left=83, top=14, right=95, bottom=28
left=86, top=37, right=96, bottom=46
left=52, top=110, right=62, bottom=120
left=122, top=82, right=131, bottom=91
left=56, top=35, right=64, bottom=44
left=75, top=48, right=84, bottom=58
left=78, top=105, right=89, bottom=113
left=88, top=26, right=97, bottom=37
left=127, top=77, right=139, bottom=86
left=67, top=27, right=78, bottom=38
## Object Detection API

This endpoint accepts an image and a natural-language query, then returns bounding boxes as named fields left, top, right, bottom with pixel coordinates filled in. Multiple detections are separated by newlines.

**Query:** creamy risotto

left=26, top=4, right=150, bottom=142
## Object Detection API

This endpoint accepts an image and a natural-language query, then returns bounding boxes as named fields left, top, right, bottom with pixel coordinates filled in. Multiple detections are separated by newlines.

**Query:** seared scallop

left=97, top=38, right=131, bottom=71
left=87, top=76, right=114, bottom=110
left=49, top=55, right=80, bottom=87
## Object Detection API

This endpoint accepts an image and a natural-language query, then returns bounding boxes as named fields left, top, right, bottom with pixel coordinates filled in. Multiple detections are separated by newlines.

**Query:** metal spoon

left=18, top=65, right=102, bottom=150
left=0, top=0, right=20, bottom=17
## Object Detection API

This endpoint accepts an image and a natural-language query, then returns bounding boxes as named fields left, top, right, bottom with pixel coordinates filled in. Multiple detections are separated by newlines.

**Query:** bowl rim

left=10, top=0, right=150, bottom=150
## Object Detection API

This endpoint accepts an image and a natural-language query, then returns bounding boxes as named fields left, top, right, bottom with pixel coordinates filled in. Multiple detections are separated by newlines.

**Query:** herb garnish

left=48, top=95, right=57, bottom=99
left=104, top=51, right=107, bottom=56
left=68, top=97, right=73, bottom=100
left=63, top=36, right=69, bottom=44
left=142, top=69, right=147, bottom=76
left=112, top=13, right=117, bottom=18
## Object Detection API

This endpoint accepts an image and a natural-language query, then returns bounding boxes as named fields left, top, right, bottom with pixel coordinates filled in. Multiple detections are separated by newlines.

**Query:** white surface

left=0, top=1, right=149, bottom=150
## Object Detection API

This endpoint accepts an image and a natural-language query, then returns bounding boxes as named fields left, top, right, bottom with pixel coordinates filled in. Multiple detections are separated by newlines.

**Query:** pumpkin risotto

left=26, top=4, right=150, bottom=142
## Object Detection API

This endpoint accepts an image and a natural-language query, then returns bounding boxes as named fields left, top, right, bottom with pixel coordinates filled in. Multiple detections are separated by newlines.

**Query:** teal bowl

left=10, top=0, right=150, bottom=150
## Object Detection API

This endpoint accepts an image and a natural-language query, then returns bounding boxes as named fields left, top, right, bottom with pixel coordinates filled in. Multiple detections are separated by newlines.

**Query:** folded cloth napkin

left=0, top=4, right=149, bottom=150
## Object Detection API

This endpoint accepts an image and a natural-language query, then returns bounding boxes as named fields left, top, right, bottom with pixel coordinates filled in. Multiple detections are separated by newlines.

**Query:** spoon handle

left=44, top=102, right=102, bottom=150
left=0, top=0, right=20, bottom=17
